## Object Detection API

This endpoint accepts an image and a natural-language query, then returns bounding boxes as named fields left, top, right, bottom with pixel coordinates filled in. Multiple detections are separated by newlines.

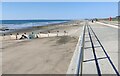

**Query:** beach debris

left=48, top=31, right=50, bottom=37
left=57, top=30, right=59, bottom=37
left=16, top=33, right=19, bottom=40
left=17, top=33, right=19, bottom=35
left=32, top=32, right=34, bottom=34
left=28, top=32, right=38, bottom=39
left=39, top=32, right=42, bottom=37
left=24, top=32, right=28, bottom=38
left=48, top=31, right=50, bottom=33
left=36, top=34, right=39, bottom=38
left=24, top=33, right=26, bottom=35
left=64, top=31, right=68, bottom=36
left=9, top=34, right=13, bottom=40
left=64, top=31, right=66, bottom=36
left=28, top=32, right=35, bottom=39
left=19, top=34, right=28, bottom=40
left=92, top=20, right=94, bottom=23
left=2, top=34, right=5, bottom=39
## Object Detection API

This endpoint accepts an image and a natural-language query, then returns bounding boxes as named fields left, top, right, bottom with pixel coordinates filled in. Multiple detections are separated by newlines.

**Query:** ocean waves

left=0, top=20, right=70, bottom=33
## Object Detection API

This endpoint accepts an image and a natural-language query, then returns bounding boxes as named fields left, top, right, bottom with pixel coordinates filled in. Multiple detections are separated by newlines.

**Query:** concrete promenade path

left=82, top=21, right=119, bottom=74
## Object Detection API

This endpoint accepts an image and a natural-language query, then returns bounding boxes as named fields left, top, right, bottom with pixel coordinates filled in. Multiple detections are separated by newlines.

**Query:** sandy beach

left=1, top=2, right=119, bottom=75
left=1, top=20, right=84, bottom=74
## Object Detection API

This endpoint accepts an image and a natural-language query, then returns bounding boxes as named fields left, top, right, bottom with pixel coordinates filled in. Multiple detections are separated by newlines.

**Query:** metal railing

left=76, top=23, right=86, bottom=76
left=88, top=24, right=120, bottom=76
left=67, top=21, right=120, bottom=76
left=66, top=22, right=86, bottom=76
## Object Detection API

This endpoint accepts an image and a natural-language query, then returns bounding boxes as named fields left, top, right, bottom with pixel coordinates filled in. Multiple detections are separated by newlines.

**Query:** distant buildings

left=116, top=16, right=120, bottom=21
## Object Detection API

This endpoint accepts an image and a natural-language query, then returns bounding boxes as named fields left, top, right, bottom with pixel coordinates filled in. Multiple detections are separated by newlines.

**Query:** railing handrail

left=76, top=24, right=86, bottom=75
left=66, top=22, right=86, bottom=75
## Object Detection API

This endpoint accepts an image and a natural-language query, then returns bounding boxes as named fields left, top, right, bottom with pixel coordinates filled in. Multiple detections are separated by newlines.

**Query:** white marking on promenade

left=96, top=22, right=118, bottom=29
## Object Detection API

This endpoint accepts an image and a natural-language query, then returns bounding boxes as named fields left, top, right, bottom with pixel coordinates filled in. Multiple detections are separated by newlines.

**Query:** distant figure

left=92, top=20, right=94, bottom=23
left=9, top=34, right=12, bottom=39
left=109, top=17, right=112, bottom=21
left=95, top=18, right=98, bottom=21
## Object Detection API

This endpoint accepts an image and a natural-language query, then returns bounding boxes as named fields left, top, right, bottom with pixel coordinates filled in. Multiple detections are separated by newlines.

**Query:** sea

left=0, top=20, right=70, bottom=33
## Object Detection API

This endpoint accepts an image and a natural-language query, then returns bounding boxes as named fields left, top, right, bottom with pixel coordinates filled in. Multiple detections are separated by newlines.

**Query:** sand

left=1, top=20, right=84, bottom=74
left=1, top=20, right=119, bottom=74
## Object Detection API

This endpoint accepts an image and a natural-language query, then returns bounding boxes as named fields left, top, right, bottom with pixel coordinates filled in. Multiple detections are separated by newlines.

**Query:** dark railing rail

left=87, top=25, right=102, bottom=76
left=67, top=21, right=120, bottom=76
left=66, top=22, right=86, bottom=75
left=76, top=24, right=86, bottom=76
left=88, top=25, right=120, bottom=76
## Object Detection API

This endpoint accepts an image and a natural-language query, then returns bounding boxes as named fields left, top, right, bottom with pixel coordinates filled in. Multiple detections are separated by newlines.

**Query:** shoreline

left=0, top=20, right=71, bottom=35
left=0, top=20, right=83, bottom=41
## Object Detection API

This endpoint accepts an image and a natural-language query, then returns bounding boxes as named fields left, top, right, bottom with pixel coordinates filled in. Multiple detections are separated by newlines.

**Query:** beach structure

left=48, top=31, right=50, bottom=37
left=57, top=30, right=59, bottom=37
left=2, top=34, right=5, bottom=39
left=64, top=31, right=66, bottom=36
left=28, top=32, right=36, bottom=39
left=1, top=20, right=119, bottom=75
left=16, top=33, right=19, bottom=40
